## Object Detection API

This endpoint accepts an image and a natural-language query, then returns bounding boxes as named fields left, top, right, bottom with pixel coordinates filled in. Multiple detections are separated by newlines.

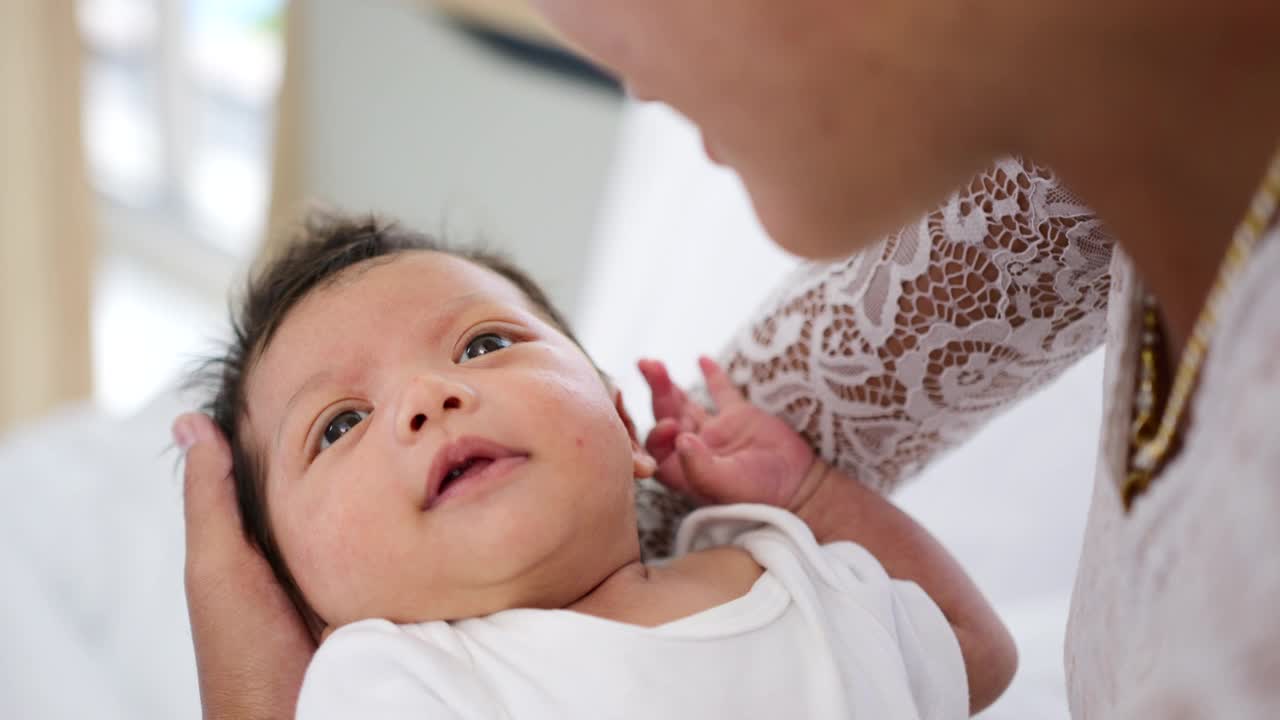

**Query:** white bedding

left=0, top=391, right=199, bottom=719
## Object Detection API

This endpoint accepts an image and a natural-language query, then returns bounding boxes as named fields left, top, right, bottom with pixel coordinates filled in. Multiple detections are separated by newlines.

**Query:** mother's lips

left=424, top=437, right=527, bottom=509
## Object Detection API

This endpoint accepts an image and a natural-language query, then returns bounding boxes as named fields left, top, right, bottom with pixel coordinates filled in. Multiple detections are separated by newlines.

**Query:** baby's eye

left=320, top=409, right=369, bottom=451
left=459, top=332, right=512, bottom=363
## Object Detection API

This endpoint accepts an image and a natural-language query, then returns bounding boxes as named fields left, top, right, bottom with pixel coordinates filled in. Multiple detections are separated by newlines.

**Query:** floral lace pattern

left=637, top=157, right=1113, bottom=558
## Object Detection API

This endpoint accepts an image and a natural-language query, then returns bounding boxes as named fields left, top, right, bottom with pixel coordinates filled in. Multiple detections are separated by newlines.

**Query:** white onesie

left=296, top=504, right=967, bottom=719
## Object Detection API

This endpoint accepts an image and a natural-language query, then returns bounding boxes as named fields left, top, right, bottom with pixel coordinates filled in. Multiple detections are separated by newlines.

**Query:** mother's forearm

left=723, top=157, right=1112, bottom=494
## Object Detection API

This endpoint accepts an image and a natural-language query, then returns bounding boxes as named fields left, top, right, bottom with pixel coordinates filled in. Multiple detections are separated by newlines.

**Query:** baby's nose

left=405, top=396, right=461, bottom=432
left=395, top=376, right=473, bottom=439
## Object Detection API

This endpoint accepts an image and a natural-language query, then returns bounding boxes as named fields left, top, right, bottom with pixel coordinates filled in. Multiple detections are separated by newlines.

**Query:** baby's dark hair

left=196, top=211, right=581, bottom=636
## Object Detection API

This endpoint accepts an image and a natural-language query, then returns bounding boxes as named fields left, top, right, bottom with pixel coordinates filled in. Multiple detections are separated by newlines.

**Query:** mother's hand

left=176, top=412, right=315, bottom=719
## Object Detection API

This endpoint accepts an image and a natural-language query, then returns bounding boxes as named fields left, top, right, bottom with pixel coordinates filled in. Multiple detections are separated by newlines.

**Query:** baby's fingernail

left=172, top=416, right=198, bottom=452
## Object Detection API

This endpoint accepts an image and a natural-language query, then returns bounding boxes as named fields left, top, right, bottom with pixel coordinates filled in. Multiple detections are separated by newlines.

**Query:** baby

left=201, top=212, right=1016, bottom=719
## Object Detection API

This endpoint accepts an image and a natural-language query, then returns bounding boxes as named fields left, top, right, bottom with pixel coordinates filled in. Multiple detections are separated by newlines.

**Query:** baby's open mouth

left=425, top=438, right=527, bottom=509
left=439, top=457, right=493, bottom=493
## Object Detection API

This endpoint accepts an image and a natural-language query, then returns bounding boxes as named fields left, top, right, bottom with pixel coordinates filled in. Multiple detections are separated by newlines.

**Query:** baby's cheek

left=559, top=400, right=637, bottom=486
left=284, top=492, right=392, bottom=620
left=544, top=391, right=624, bottom=458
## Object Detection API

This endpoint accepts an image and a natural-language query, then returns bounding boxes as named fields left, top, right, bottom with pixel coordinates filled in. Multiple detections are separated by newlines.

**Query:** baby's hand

left=639, top=356, right=819, bottom=510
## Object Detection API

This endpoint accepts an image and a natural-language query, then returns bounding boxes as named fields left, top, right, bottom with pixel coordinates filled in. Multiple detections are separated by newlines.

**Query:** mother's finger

left=176, top=412, right=239, bottom=564
left=175, top=412, right=315, bottom=719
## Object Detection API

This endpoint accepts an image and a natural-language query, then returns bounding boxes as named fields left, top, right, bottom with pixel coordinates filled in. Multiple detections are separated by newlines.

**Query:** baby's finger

left=645, top=418, right=681, bottom=462
left=639, top=358, right=688, bottom=421
left=637, top=358, right=666, bottom=386
left=653, top=452, right=693, bottom=498
left=698, top=356, right=745, bottom=410
left=675, top=433, right=729, bottom=503
left=681, top=401, right=709, bottom=433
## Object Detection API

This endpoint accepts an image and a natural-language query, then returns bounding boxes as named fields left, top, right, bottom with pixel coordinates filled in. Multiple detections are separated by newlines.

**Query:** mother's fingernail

left=172, top=416, right=198, bottom=451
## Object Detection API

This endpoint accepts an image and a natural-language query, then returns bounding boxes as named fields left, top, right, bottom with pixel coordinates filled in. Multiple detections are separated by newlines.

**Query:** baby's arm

left=641, top=357, right=1017, bottom=714
left=792, top=460, right=1017, bottom=715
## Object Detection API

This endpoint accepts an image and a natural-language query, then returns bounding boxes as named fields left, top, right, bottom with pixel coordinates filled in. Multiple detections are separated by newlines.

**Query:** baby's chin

left=316, top=489, right=643, bottom=627
left=332, top=582, right=597, bottom=628
left=324, top=558, right=628, bottom=628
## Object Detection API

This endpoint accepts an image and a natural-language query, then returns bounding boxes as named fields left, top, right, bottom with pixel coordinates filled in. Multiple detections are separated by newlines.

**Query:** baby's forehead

left=323, top=251, right=534, bottom=307
left=286, top=256, right=536, bottom=359
left=251, top=251, right=550, bottom=395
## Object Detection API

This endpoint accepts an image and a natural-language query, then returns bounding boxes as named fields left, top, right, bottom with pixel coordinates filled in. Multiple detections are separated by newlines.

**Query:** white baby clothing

left=296, top=504, right=966, bottom=719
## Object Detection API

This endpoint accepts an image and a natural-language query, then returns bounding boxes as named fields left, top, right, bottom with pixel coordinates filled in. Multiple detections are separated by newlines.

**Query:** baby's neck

left=564, top=546, right=763, bottom=628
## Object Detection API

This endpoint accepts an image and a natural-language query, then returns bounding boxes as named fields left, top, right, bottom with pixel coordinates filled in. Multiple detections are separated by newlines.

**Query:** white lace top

left=634, top=156, right=1280, bottom=716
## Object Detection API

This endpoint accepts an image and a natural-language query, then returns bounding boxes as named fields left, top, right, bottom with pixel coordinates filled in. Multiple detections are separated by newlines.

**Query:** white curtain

left=0, top=0, right=95, bottom=434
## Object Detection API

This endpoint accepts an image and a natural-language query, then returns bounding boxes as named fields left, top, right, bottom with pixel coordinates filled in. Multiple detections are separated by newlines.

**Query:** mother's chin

left=738, top=150, right=982, bottom=262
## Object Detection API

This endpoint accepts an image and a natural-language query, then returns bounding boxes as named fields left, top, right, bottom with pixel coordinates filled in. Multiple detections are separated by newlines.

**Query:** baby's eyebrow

left=274, top=370, right=333, bottom=454
left=422, top=291, right=485, bottom=344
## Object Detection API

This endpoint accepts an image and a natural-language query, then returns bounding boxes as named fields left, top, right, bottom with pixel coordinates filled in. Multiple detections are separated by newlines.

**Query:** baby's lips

left=423, top=436, right=525, bottom=509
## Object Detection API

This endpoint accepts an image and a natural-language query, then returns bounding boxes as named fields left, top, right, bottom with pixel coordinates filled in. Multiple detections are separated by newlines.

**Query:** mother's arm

left=722, top=157, right=1112, bottom=494
left=177, top=412, right=315, bottom=720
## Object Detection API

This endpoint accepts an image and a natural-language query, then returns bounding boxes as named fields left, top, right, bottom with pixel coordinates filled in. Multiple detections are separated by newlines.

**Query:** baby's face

left=245, top=252, right=649, bottom=630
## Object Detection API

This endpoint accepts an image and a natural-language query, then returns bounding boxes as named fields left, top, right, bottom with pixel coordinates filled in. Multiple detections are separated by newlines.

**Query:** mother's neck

left=1019, top=9, right=1280, bottom=359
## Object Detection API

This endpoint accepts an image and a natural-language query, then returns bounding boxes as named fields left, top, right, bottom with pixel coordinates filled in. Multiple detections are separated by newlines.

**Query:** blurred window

left=77, top=0, right=285, bottom=415
left=78, top=0, right=285, bottom=257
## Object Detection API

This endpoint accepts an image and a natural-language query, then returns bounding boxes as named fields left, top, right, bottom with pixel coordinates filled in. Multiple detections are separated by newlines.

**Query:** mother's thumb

left=174, top=413, right=237, bottom=547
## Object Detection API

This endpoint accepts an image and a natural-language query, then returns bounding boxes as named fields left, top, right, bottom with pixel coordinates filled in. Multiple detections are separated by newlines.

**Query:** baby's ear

left=612, top=388, right=657, bottom=479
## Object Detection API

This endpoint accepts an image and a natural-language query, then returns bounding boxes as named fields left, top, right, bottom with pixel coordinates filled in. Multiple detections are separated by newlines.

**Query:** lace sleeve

left=637, top=157, right=1112, bottom=559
